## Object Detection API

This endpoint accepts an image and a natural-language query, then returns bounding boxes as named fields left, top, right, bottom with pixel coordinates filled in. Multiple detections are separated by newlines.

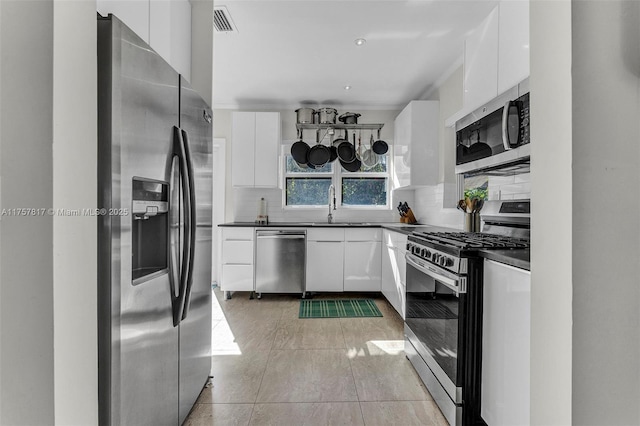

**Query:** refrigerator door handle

left=179, top=128, right=196, bottom=321
left=170, top=126, right=193, bottom=326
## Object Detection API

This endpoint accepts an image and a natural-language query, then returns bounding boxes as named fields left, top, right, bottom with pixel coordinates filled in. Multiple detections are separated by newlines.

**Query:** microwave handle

left=502, top=100, right=520, bottom=151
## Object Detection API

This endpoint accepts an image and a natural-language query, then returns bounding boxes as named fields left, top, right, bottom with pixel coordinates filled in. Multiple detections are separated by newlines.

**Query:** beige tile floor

left=184, top=290, right=448, bottom=426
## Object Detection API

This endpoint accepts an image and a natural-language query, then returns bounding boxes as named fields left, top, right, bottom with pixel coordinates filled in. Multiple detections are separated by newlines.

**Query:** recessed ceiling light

left=354, top=38, right=366, bottom=46
left=344, top=86, right=351, bottom=90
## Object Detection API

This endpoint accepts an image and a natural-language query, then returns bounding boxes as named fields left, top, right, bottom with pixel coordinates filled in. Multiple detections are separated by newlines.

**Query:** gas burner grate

left=412, top=231, right=529, bottom=249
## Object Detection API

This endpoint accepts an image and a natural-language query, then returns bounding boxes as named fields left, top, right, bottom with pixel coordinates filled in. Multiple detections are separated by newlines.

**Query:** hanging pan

left=340, top=131, right=362, bottom=172
left=337, top=130, right=356, bottom=163
left=307, top=129, right=331, bottom=167
left=361, top=133, right=379, bottom=169
left=291, top=129, right=310, bottom=164
left=372, top=129, right=389, bottom=155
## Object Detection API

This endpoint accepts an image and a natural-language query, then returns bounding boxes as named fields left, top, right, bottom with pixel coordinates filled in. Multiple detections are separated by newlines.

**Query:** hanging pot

left=372, top=129, right=389, bottom=155
left=338, top=112, right=361, bottom=124
left=317, top=107, right=337, bottom=124
left=295, top=107, right=316, bottom=124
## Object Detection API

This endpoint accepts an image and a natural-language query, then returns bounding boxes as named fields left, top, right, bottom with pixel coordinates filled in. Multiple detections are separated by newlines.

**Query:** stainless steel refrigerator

left=97, top=15, right=212, bottom=426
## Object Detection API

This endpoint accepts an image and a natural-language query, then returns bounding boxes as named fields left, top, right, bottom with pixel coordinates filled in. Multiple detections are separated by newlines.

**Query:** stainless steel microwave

left=455, top=79, right=530, bottom=175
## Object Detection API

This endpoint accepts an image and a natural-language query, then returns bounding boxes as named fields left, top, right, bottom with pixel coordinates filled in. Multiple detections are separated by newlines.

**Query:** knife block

left=401, top=208, right=417, bottom=224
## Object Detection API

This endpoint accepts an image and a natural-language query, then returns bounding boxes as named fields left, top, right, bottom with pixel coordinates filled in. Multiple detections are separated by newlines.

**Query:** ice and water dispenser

left=131, top=177, right=169, bottom=283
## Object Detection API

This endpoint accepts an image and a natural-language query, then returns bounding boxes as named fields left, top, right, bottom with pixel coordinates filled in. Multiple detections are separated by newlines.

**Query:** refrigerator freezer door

left=177, top=77, right=213, bottom=425
left=98, top=16, right=180, bottom=426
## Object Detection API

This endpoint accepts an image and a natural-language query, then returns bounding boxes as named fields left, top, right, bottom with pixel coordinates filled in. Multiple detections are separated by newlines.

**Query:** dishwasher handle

left=257, top=234, right=305, bottom=240
left=256, top=230, right=306, bottom=238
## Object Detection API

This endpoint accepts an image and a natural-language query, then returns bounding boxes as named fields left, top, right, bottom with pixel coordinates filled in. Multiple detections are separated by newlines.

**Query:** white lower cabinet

left=344, top=228, right=382, bottom=292
left=220, top=228, right=254, bottom=295
left=306, top=229, right=344, bottom=292
left=306, top=241, right=344, bottom=292
left=381, top=230, right=408, bottom=318
left=481, top=259, right=531, bottom=426
left=221, top=264, right=253, bottom=292
left=344, top=241, right=382, bottom=291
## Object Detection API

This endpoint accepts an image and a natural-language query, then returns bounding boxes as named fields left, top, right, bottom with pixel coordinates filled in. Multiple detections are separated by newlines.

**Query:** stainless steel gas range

left=404, top=200, right=530, bottom=426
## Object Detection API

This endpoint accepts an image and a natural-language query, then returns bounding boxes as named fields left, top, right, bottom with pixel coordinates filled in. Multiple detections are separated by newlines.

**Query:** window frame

left=282, top=142, right=390, bottom=210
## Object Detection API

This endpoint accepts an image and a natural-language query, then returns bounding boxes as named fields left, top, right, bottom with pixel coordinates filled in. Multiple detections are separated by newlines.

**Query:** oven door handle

left=405, top=253, right=467, bottom=295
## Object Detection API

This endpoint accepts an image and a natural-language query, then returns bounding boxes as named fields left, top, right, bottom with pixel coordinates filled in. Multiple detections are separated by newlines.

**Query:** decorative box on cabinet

left=221, top=228, right=254, bottom=298
left=393, top=101, right=439, bottom=189
left=231, top=112, right=280, bottom=188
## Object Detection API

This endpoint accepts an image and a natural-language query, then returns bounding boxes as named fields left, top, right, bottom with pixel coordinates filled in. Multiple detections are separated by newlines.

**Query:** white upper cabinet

left=231, top=112, right=281, bottom=188
left=497, top=0, right=530, bottom=94
left=463, top=1, right=530, bottom=113
left=393, top=101, right=440, bottom=189
left=463, top=6, right=499, bottom=113
left=97, top=0, right=191, bottom=79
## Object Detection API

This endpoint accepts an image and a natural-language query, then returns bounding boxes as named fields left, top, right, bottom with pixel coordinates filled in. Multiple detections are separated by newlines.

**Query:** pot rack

left=296, top=123, right=385, bottom=146
left=295, top=123, right=384, bottom=131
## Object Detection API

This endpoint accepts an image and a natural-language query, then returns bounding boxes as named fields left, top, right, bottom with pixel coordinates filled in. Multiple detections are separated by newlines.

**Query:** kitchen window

left=283, top=144, right=389, bottom=208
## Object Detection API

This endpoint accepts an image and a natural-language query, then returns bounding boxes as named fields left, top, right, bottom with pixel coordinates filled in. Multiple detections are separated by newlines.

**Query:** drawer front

left=221, top=264, right=254, bottom=291
left=345, top=228, right=382, bottom=242
left=306, top=228, right=345, bottom=242
left=222, top=240, right=253, bottom=264
left=222, top=227, right=254, bottom=241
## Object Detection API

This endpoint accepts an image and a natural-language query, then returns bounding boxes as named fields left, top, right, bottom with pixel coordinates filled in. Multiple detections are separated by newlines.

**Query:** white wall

left=52, top=0, right=99, bottom=424
left=530, top=1, right=573, bottom=423
left=570, top=1, right=640, bottom=424
left=0, top=1, right=55, bottom=424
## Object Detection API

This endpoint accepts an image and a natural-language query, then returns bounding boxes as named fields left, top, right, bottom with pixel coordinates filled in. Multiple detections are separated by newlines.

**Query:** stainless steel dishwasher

left=255, top=230, right=306, bottom=298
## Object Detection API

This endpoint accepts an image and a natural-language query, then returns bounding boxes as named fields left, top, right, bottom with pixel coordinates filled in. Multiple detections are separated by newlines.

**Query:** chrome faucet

left=328, top=184, right=336, bottom=223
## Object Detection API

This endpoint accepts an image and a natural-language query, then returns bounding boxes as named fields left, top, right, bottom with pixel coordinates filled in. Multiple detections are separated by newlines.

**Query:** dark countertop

left=479, top=248, right=530, bottom=271
left=218, top=222, right=434, bottom=235
left=218, top=222, right=530, bottom=269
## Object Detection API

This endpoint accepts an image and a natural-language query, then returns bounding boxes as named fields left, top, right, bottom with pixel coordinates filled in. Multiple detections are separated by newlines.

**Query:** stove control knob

left=420, top=248, right=428, bottom=258
left=406, top=243, right=411, bottom=251
left=425, top=250, right=432, bottom=259
left=438, top=256, right=447, bottom=267
left=433, top=253, right=440, bottom=263
left=445, top=258, right=454, bottom=267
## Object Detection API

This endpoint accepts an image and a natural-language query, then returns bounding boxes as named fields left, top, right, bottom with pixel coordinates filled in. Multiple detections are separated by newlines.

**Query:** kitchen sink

left=311, top=222, right=372, bottom=226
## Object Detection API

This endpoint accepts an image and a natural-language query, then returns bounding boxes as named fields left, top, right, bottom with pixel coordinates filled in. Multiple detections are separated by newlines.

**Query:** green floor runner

left=299, top=299, right=383, bottom=318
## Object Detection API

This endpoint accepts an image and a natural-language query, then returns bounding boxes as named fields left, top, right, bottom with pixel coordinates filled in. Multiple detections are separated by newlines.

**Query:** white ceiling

left=212, top=0, right=498, bottom=110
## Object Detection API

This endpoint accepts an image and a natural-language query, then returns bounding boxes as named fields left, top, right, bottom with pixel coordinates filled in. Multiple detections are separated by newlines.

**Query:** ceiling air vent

left=214, top=6, right=238, bottom=33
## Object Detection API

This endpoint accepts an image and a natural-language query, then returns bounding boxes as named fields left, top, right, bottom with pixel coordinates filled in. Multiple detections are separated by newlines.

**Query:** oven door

left=404, top=252, right=466, bottom=403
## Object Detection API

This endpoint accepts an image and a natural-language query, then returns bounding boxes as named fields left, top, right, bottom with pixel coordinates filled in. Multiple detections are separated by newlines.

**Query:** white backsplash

left=488, top=172, right=531, bottom=200
left=413, top=183, right=463, bottom=230
left=232, top=187, right=415, bottom=224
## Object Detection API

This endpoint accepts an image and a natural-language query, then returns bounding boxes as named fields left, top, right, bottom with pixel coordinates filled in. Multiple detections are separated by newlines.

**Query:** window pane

left=342, top=178, right=387, bottom=206
left=285, top=154, right=332, bottom=173
left=286, top=178, right=332, bottom=206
